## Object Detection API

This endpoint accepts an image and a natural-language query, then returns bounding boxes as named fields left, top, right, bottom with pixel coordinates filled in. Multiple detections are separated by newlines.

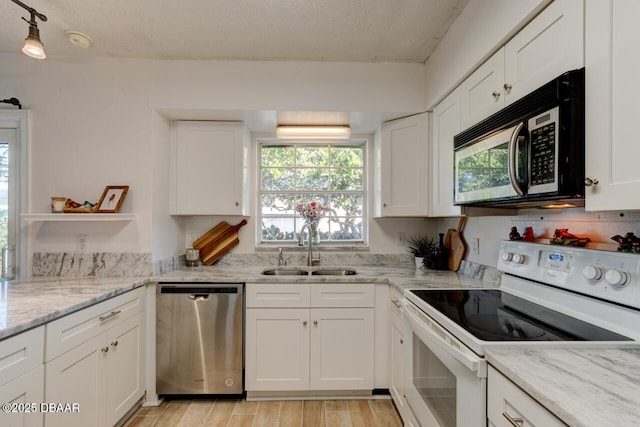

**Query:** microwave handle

left=508, top=122, right=525, bottom=196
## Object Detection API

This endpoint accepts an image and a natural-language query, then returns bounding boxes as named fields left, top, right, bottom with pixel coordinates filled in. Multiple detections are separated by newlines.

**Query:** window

left=259, top=141, right=366, bottom=245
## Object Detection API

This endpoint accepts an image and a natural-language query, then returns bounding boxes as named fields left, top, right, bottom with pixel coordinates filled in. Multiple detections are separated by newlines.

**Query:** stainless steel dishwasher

left=156, top=282, right=244, bottom=395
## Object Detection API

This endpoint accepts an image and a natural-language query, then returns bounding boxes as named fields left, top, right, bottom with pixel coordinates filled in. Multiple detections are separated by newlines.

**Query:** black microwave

left=453, top=68, right=585, bottom=208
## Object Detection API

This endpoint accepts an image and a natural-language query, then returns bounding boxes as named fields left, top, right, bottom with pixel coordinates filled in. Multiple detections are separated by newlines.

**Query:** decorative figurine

left=522, top=227, right=535, bottom=242
left=509, top=227, right=522, bottom=240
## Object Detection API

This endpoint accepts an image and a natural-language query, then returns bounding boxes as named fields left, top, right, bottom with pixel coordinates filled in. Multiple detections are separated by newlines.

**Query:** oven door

left=404, top=301, right=487, bottom=427
left=454, top=122, right=526, bottom=204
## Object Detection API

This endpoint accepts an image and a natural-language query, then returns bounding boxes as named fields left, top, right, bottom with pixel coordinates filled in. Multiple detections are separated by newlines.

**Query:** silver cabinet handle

left=101, top=346, right=109, bottom=353
left=303, top=321, right=308, bottom=326
left=99, top=310, right=121, bottom=322
left=584, top=177, right=599, bottom=187
left=111, top=340, right=119, bottom=347
left=383, top=203, right=387, bottom=208
left=313, top=320, right=318, bottom=326
left=391, top=297, right=402, bottom=309
left=502, top=412, right=524, bottom=427
left=400, top=338, right=404, bottom=344
left=235, top=201, right=239, bottom=207
left=492, top=91, right=501, bottom=99
left=503, top=83, right=513, bottom=91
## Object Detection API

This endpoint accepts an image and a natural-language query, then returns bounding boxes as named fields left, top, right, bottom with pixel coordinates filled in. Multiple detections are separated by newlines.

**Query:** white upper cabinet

left=375, top=113, right=429, bottom=217
left=461, top=0, right=584, bottom=129
left=430, top=88, right=462, bottom=217
left=170, top=121, right=249, bottom=215
left=460, top=49, right=505, bottom=129
left=584, top=0, right=640, bottom=211
left=503, top=0, right=584, bottom=104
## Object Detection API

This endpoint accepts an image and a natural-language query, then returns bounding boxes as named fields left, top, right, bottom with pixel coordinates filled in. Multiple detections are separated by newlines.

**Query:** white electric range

left=402, top=240, right=640, bottom=427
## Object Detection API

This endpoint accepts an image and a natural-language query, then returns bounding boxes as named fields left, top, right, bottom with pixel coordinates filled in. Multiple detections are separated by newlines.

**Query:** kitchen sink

left=310, top=268, right=357, bottom=276
left=261, top=268, right=309, bottom=276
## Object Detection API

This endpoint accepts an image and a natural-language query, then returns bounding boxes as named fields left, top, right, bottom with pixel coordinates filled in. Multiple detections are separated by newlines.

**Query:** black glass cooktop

left=410, top=289, right=632, bottom=342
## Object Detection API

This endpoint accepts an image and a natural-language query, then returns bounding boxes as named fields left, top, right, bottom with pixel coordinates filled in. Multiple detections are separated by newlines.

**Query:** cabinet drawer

left=45, top=287, right=145, bottom=361
left=488, top=365, right=567, bottom=426
left=246, top=283, right=311, bottom=308
left=0, top=326, right=44, bottom=387
left=311, top=283, right=374, bottom=308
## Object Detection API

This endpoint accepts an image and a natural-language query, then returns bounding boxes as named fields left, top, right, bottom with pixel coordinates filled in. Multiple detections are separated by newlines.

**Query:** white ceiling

left=1, top=0, right=469, bottom=132
left=1, top=0, right=469, bottom=62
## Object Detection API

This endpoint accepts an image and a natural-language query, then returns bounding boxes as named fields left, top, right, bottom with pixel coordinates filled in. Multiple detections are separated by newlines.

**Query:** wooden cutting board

left=193, top=219, right=247, bottom=265
left=448, top=217, right=466, bottom=272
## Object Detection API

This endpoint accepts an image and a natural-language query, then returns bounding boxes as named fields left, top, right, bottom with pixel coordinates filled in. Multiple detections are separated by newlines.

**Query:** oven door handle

left=405, top=303, right=485, bottom=376
left=508, top=122, right=525, bottom=196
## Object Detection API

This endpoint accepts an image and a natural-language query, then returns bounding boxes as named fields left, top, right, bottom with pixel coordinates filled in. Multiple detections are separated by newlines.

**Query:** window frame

left=256, top=138, right=369, bottom=249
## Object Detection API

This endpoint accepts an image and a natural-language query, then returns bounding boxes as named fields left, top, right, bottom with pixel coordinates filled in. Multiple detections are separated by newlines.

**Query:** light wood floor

left=123, top=398, right=403, bottom=427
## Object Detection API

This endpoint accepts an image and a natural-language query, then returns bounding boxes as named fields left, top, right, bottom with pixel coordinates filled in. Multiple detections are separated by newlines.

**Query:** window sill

left=255, top=244, right=369, bottom=252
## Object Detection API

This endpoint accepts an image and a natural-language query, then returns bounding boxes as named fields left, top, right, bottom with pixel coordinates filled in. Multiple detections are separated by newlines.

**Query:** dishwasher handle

left=159, top=285, right=241, bottom=294
left=188, top=294, right=210, bottom=301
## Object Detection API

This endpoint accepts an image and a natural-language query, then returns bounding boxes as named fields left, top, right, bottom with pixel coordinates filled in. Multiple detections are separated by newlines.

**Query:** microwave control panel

left=528, top=107, right=559, bottom=193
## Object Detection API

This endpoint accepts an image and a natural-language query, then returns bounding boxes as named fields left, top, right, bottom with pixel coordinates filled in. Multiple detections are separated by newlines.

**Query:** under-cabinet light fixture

left=10, top=0, right=47, bottom=59
left=276, top=125, right=351, bottom=139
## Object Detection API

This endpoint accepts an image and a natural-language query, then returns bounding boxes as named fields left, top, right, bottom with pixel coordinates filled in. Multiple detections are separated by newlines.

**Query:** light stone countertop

left=0, top=264, right=493, bottom=340
left=486, top=348, right=640, bottom=427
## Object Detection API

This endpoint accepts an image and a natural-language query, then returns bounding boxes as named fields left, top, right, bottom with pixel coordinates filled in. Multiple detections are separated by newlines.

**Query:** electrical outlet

left=76, top=234, right=88, bottom=252
left=186, top=233, right=199, bottom=248
left=397, top=232, right=406, bottom=247
left=472, top=237, right=480, bottom=254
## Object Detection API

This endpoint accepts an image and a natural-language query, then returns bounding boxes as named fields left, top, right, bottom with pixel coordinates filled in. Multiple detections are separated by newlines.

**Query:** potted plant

left=407, top=234, right=435, bottom=268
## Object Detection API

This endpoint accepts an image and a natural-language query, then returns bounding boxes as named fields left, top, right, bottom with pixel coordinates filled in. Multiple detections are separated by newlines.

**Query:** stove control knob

left=501, top=252, right=513, bottom=262
left=512, top=253, right=525, bottom=264
left=604, top=269, right=629, bottom=288
left=582, top=265, right=603, bottom=281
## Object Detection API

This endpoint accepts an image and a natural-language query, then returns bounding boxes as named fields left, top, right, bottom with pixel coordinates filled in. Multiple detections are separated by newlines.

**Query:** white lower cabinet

left=45, top=288, right=145, bottom=427
left=245, top=283, right=374, bottom=393
left=0, top=326, right=45, bottom=427
left=488, top=365, right=566, bottom=427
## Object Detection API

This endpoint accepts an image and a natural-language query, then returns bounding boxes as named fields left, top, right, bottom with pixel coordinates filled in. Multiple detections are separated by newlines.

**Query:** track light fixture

left=10, top=0, right=48, bottom=59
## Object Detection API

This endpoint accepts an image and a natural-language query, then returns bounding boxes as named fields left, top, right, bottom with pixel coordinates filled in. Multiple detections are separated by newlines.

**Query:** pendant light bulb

left=11, top=2, right=47, bottom=60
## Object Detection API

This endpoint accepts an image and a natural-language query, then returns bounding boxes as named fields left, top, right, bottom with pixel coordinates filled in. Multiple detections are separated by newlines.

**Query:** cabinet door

left=171, top=121, right=247, bottom=215
left=378, top=113, right=429, bottom=217
left=585, top=0, right=640, bottom=211
left=106, top=313, right=144, bottom=426
left=504, top=0, right=584, bottom=104
left=460, top=49, right=505, bottom=128
left=0, top=365, right=44, bottom=427
left=245, top=308, right=310, bottom=391
left=390, top=309, right=407, bottom=421
left=430, top=88, right=462, bottom=217
left=310, top=308, right=374, bottom=390
left=45, top=334, right=107, bottom=427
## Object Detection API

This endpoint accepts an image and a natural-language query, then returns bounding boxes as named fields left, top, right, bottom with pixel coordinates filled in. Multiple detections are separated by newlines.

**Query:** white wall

left=0, top=54, right=429, bottom=261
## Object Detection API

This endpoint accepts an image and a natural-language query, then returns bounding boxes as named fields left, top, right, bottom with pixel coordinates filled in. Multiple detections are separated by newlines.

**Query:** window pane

left=261, top=168, right=295, bottom=191
left=296, top=168, right=330, bottom=190
left=262, top=146, right=295, bottom=167
left=261, top=194, right=297, bottom=215
left=328, top=218, right=363, bottom=241
left=328, top=193, right=363, bottom=216
left=331, top=168, right=363, bottom=190
left=330, top=146, right=364, bottom=167
left=296, top=147, right=329, bottom=167
left=261, top=217, right=297, bottom=241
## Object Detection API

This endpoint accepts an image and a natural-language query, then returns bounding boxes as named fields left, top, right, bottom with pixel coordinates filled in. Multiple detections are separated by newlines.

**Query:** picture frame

left=96, top=185, right=129, bottom=213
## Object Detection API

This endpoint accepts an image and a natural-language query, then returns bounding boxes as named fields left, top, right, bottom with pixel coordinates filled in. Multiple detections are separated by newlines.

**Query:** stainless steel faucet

left=277, top=248, right=288, bottom=267
left=298, top=223, right=320, bottom=266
